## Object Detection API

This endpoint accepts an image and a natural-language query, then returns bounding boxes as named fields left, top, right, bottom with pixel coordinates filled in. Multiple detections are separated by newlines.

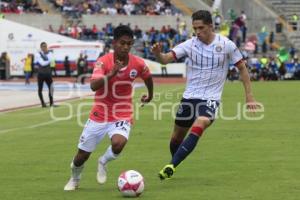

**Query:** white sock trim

left=100, top=145, right=119, bottom=165
left=71, top=161, right=84, bottom=180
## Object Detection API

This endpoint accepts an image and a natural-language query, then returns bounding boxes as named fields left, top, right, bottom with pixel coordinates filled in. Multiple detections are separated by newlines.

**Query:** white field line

left=0, top=111, right=90, bottom=135
left=0, top=86, right=184, bottom=135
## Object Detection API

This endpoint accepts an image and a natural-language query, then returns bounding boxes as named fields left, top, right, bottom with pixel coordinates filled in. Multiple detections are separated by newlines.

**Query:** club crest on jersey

left=215, top=45, right=223, bottom=52
left=129, top=69, right=138, bottom=79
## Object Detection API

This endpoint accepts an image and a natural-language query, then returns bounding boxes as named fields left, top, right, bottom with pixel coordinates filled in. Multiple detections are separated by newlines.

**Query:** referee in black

left=35, top=42, right=55, bottom=107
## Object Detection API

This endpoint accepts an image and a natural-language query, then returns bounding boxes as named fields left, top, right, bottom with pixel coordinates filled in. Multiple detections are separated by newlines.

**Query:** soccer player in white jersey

left=151, top=10, right=259, bottom=180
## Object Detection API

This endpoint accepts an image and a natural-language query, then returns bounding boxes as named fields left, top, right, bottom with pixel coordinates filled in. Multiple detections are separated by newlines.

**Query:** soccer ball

left=117, top=170, right=144, bottom=197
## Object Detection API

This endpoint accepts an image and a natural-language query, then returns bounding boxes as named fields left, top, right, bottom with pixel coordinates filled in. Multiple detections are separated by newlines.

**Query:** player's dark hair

left=40, top=42, right=47, bottom=47
left=192, top=10, right=213, bottom=25
left=113, top=25, right=134, bottom=40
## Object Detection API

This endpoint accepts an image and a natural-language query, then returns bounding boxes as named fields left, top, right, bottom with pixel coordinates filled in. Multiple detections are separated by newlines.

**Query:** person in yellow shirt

left=292, top=13, right=298, bottom=31
left=50, top=58, right=57, bottom=77
left=23, top=54, right=33, bottom=84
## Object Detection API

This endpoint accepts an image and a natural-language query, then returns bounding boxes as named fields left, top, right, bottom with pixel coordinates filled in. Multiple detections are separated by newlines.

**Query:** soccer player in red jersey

left=64, top=25, right=153, bottom=190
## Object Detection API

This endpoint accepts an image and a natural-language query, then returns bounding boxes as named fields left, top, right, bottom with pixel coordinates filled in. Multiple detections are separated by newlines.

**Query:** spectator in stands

left=214, top=12, right=222, bottom=31
left=133, top=25, right=142, bottom=39
left=58, top=25, right=67, bottom=36
left=249, top=65, right=259, bottom=81
left=48, top=23, right=194, bottom=61
left=291, top=13, right=298, bottom=31
left=289, top=45, right=296, bottom=59
left=1, top=0, right=43, bottom=13
left=48, top=0, right=179, bottom=16
left=229, top=21, right=239, bottom=42
left=239, top=10, right=247, bottom=42
left=293, top=56, right=300, bottom=79
left=54, top=0, right=64, bottom=9
left=259, top=55, right=269, bottom=80
left=267, top=56, right=278, bottom=80
left=253, top=41, right=258, bottom=55
left=227, top=65, right=239, bottom=81
left=227, top=9, right=237, bottom=22
left=240, top=10, right=247, bottom=22
left=92, top=24, right=98, bottom=40
left=262, top=40, right=268, bottom=54
left=70, top=25, right=80, bottom=39
left=278, top=62, right=286, bottom=80
left=269, top=31, right=274, bottom=50
left=48, top=25, right=55, bottom=32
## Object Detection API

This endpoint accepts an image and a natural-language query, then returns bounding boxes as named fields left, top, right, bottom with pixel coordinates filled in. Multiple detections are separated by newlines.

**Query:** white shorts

left=78, top=119, right=131, bottom=152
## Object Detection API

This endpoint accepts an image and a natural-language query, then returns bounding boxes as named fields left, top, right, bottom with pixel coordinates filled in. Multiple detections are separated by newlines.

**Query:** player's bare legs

left=97, top=134, right=127, bottom=184
left=64, top=149, right=91, bottom=191
left=74, top=149, right=92, bottom=166
left=160, top=117, right=212, bottom=180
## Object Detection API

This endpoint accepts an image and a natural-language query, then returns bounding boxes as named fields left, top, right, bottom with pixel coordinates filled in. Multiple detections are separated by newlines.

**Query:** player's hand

left=151, top=43, right=162, bottom=56
left=109, top=59, right=124, bottom=77
left=140, top=94, right=152, bottom=107
left=246, top=95, right=260, bottom=113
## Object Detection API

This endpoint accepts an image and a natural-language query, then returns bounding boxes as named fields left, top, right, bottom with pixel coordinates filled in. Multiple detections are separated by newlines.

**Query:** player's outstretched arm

left=151, top=43, right=175, bottom=64
left=140, top=76, right=153, bottom=105
left=236, top=61, right=259, bottom=112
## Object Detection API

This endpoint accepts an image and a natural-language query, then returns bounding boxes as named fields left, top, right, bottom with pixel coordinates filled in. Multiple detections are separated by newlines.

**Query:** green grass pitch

left=0, top=81, right=300, bottom=200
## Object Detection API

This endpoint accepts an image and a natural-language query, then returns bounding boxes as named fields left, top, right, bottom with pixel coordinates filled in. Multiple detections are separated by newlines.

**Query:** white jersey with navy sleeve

left=35, top=51, right=54, bottom=68
left=172, top=34, right=243, bottom=101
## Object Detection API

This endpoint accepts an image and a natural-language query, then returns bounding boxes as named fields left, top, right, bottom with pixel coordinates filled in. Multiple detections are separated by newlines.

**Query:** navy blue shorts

left=175, top=98, right=220, bottom=128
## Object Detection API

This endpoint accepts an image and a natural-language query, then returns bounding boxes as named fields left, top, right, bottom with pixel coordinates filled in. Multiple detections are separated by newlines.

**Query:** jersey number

left=206, top=100, right=217, bottom=109
left=115, top=121, right=125, bottom=127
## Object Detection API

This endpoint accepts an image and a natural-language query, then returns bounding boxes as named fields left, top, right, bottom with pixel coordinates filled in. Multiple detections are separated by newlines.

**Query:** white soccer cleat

left=64, top=178, right=79, bottom=191
left=97, top=160, right=107, bottom=184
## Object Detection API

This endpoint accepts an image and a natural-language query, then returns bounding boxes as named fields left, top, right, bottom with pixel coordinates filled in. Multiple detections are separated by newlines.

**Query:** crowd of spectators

left=246, top=54, right=300, bottom=81
left=226, top=51, right=300, bottom=81
left=49, top=0, right=180, bottom=17
left=47, top=20, right=189, bottom=60
left=212, top=9, right=248, bottom=48
left=2, top=1, right=300, bottom=81
left=47, top=18, right=300, bottom=81
left=0, top=0, right=44, bottom=14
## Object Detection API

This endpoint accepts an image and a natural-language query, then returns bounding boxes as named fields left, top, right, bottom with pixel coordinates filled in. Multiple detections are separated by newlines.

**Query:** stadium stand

left=263, top=0, right=300, bottom=49
left=47, top=0, right=181, bottom=17
left=0, top=0, right=44, bottom=13
left=2, top=0, right=300, bottom=80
